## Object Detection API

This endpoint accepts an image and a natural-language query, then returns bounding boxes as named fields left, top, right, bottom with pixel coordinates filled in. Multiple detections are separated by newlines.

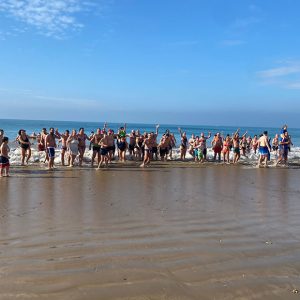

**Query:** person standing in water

left=77, top=128, right=90, bottom=167
left=45, top=128, right=58, bottom=170
left=178, top=128, right=188, bottom=161
left=0, top=137, right=10, bottom=177
left=56, top=129, right=70, bottom=166
left=0, top=129, right=4, bottom=146
left=98, top=131, right=110, bottom=168
left=212, top=132, right=223, bottom=162
left=222, top=135, right=231, bottom=164
left=257, top=131, right=271, bottom=168
left=67, top=129, right=79, bottom=167
left=199, top=132, right=211, bottom=161
left=90, top=128, right=103, bottom=167
left=17, top=129, right=31, bottom=165
left=276, top=131, right=290, bottom=166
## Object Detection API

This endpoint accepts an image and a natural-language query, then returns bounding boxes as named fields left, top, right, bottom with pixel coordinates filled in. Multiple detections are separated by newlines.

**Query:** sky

left=0, top=0, right=300, bottom=127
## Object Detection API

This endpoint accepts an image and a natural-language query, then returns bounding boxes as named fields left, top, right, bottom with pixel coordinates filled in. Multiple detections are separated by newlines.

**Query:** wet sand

left=1, top=165, right=300, bottom=299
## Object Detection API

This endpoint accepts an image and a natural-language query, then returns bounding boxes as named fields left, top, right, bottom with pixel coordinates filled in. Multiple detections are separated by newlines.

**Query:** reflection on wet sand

left=1, top=166, right=300, bottom=299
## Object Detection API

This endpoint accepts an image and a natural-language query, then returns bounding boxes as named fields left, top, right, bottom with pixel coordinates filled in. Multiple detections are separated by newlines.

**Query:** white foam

left=6, top=145, right=300, bottom=166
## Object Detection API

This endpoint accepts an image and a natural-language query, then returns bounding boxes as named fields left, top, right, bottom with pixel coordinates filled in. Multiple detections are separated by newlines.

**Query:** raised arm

left=155, top=124, right=159, bottom=136
left=178, top=127, right=183, bottom=137
left=242, top=131, right=248, bottom=138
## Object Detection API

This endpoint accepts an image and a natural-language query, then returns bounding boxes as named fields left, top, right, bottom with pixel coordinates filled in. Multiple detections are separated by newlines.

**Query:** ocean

left=1, top=118, right=300, bottom=165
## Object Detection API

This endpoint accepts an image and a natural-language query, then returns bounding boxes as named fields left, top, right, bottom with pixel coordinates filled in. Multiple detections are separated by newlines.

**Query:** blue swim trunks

left=47, top=147, right=55, bottom=158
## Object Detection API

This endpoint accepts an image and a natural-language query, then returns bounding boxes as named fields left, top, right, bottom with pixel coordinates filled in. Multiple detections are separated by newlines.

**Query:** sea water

left=1, top=118, right=300, bottom=165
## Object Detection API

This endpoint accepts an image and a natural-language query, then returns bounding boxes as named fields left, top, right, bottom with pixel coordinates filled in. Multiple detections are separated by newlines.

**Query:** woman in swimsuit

left=107, top=129, right=117, bottom=163
left=240, top=136, right=248, bottom=157
left=178, top=128, right=188, bottom=161
left=221, top=135, right=231, bottom=163
left=272, top=134, right=279, bottom=157
left=17, top=129, right=31, bottom=165
left=118, top=136, right=128, bottom=162
left=77, top=128, right=90, bottom=167
left=188, top=134, right=195, bottom=158
left=67, top=130, right=79, bottom=167
left=135, top=131, right=144, bottom=161
left=251, top=135, right=259, bottom=154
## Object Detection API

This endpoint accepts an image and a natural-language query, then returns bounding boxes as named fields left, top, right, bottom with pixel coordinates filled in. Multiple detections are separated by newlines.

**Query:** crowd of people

left=0, top=124, right=294, bottom=177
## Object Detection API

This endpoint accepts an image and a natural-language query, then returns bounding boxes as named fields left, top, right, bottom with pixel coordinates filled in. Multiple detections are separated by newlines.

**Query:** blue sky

left=0, top=0, right=300, bottom=127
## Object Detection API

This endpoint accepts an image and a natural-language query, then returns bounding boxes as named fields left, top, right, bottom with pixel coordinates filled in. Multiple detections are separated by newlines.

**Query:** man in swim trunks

left=140, top=133, right=154, bottom=167
left=158, top=134, right=169, bottom=161
left=211, top=132, right=223, bottom=162
left=45, top=127, right=58, bottom=170
left=56, top=129, right=70, bottom=166
left=232, top=129, right=247, bottom=164
left=0, top=136, right=10, bottom=177
left=258, top=131, right=271, bottom=168
left=90, top=128, right=103, bottom=167
left=98, top=131, right=110, bottom=168
left=199, top=132, right=211, bottom=161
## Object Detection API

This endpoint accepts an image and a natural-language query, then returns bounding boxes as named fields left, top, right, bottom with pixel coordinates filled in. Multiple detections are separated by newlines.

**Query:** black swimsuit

left=20, top=136, right=30, bottom=150
left=118, top=141, right=126, bottom=151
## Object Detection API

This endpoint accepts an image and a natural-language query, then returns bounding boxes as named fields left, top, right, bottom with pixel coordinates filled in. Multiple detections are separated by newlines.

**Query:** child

left=0, top=137, right=10, bottom=177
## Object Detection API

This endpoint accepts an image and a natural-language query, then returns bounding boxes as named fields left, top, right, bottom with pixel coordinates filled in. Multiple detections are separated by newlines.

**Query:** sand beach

left=1, top=164, right=300, bottom=299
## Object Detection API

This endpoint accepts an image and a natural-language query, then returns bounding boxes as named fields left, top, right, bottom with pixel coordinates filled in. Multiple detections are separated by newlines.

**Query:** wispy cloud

left=257, top=60, right=300, bottom=89
left=0, top=0, right=99, bottom=38
left=257, top=64, right=300, bottom=78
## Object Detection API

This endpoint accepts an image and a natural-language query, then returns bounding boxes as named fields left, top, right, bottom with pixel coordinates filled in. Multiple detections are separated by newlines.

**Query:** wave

left=6, top=143, right=300, bottom=166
